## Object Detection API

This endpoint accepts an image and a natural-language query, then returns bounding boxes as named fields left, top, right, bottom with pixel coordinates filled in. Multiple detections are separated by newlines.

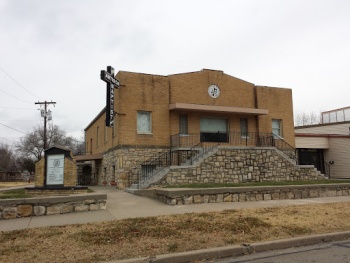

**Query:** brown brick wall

left=85, top=69, right=295, bottom=154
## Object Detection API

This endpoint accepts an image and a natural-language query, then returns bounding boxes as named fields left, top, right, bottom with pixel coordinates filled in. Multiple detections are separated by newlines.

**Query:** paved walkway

left=1, top=186, right=350, bottom=232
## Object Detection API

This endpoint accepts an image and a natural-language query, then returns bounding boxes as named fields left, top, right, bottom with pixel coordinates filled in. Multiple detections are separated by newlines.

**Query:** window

left=96, top=126, right=99, bottom=147
left=104, top=125, right=108, bottom=142
left=200, top=117, right=228, bottom=142
left=272, top=119, right=282, bottom=138
left=240, top=118, right=248, bottom=137
left=179, top=114, right=188, bottom=135
left=137, top=111, right=152, bottom=134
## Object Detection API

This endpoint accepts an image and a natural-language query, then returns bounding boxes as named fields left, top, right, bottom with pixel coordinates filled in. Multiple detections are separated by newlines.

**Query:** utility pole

left=35, top=101, right=56, bottom=150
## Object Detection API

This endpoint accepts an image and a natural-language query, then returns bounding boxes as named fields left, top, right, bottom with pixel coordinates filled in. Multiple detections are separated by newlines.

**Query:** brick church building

left=77, top=69, right=323, bottom=188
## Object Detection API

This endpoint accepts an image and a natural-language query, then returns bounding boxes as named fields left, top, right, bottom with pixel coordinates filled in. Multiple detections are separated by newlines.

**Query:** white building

left=295, top=107, right=350, bottom=179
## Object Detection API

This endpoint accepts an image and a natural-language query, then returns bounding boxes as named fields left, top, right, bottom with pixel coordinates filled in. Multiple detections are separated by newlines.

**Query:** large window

left=179, top=114, right=188, bottom=135
left=240, top=118, right=248, bottom=137
left=137, top=111, right=152, bottom=134
left=200, top=117, right=228, bottom=142
left=272, top=119, right=282, bottom=138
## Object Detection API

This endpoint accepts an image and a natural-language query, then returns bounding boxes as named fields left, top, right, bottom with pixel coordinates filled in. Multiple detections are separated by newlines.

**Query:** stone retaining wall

left=0, top=194, right=107, bottom=220
left=158, top=147, right=324, bottom=186
left=153, top=184, right=350, bottom=205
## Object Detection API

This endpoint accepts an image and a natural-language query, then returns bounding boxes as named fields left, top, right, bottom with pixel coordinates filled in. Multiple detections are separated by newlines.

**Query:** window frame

left=137, top=111, right=152, bottom=134
left=240, top=118, right=249, bottom=138
left=179, top=114, right=188, bottom=135
left=272, top=119, right=283, bottom=139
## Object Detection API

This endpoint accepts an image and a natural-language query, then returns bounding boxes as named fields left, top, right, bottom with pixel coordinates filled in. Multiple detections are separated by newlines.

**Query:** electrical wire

left=0, top=88, right=33, bottom=103
left=0, top=122, right=26, bottom=134
left=0, top=66, right=43, bottom=100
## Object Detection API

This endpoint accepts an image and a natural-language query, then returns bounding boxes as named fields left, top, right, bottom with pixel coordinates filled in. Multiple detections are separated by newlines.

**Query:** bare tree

left=16, top=125, right=84, bottom=160
left=294, top=112, right=321, bottom=126
left=0, top=143, right=18, bottom=172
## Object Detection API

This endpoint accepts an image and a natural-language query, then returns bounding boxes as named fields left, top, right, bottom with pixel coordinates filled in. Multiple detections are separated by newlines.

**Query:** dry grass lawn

left=1, top=202, right=350, bottom=262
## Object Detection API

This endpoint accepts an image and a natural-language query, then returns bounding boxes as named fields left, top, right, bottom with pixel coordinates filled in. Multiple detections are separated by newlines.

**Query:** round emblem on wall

left=208, top=84, right=220, bottom=98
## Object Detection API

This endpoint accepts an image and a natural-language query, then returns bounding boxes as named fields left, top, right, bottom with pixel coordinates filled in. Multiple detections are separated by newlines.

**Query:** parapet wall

left=151, top=184, right=350, bottom=205
left=0, top=193, right=107, bottom=220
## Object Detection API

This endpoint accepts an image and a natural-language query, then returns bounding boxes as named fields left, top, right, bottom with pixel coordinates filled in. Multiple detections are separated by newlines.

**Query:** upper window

left=137, top=111, right=152, bottom=134
left=240, top=118, right=248, bottom=137
left=272, top=119, right=282, bottom=138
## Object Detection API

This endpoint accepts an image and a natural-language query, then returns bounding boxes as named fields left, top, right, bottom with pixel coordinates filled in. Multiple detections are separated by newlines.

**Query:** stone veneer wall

left=0, top=194, right=107, bottom=220
left=35, top=156, right=77, bottom=187
left=101, top=147, right=168, bottom=188
left=153, top=184, right=350, bottom=205
left=158, top=147, right=324, bottom=186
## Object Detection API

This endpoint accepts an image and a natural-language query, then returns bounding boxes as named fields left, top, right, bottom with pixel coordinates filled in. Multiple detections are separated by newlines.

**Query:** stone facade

left=158, top=147, right=324, bottom=187
left=100, top=146, right=168, bottom=188
left=152, top=184, right=350, bottom=205
left=0, top=194, right=106, bottom=220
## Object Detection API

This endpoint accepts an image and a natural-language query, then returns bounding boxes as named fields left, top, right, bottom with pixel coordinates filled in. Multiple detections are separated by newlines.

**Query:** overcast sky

left=1, top=0, right=350, bottom=146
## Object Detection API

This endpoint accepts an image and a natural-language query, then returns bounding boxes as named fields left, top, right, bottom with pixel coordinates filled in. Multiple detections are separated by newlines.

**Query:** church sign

left=46, top=154, right=64, bottom=185
left=100, top=66, right=120, bottom=127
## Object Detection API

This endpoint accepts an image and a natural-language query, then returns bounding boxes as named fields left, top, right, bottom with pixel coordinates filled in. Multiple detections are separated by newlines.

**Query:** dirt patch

left=1, top=202, right=350, bottom=262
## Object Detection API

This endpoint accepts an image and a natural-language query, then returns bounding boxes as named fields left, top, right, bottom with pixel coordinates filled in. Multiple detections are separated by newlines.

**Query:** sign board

left=100, top=66, right=120, bottom=127
left=46, top=154, right=65, bottom=185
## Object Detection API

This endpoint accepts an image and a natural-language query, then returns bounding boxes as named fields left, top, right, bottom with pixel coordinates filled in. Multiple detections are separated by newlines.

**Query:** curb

left=111, top=231, right=350, bottom=263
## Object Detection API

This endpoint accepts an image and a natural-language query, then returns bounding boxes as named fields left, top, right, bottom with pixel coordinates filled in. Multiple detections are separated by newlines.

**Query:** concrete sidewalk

left=1, top=186, right=350, bottom=232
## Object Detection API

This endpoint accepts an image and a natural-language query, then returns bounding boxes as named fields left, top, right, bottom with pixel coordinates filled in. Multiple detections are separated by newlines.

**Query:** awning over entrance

left=75, top=153, right=103, bottom=161
left=169, top=103, right=268, bottom=115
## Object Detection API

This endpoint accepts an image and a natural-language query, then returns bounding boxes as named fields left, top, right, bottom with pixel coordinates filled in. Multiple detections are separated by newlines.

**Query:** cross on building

left=100, top=66, right=120, bottom=127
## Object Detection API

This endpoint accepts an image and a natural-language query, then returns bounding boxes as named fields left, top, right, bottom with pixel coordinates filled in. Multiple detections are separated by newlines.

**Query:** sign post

left=100, top=66, right=120, bottom=127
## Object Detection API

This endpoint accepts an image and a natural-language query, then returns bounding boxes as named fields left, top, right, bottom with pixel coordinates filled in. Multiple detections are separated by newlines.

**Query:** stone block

left=34, top=206, right=46, bottom=216
left=256, top=194, right=263, bottom=201
left=184, top=196, right=193, bottom=205
left=309, top=190, right=319, bottom=198
left=247, top=194, right=256, bottom=201
left=271, top=192, right=280, bottom=200
left=84, top=199, right=96, bottom=205
left=232, top=194, right=239, bottom=202
left=263, top=194, right=272, bottom=200
left=17, top=205, right=33, bottom=217
left=74, top=204, right=89, bottom=212
left=239, top=194, right=246, bottom=202
left=61, top=205, right=74, bottom=214
left=287, top=192, right=295, bottom=199
left=203, top=195, right=209, bottom=203
left=193, top=195, right=202, bottom=204
left=302, top=190, right=309, bottom=198
left=47, top=205, right=62, bottom=215
left=294, top=191, right=302, bottom=199
left=89, top=204, right=99, bottom=211
left=216, top=194, right=223, bottom=203
left=208, top=195, right=216, bottom=203
left=224, top=193, right=232, bottom=202
left=2, top=207, right=17, bottom=219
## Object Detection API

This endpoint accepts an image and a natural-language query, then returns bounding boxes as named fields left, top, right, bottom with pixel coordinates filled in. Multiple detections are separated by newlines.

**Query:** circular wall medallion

left=208, top=84, right=220, bottom=98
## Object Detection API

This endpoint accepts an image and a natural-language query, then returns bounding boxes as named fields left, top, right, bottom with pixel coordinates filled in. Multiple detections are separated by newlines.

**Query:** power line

left=0, top=88, right=32, bottom=103
left=0, top=122, right=26, bottom=134
left=0, top=66, right=42, bottom=100
left=0, top=107, right=37, bottom=110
